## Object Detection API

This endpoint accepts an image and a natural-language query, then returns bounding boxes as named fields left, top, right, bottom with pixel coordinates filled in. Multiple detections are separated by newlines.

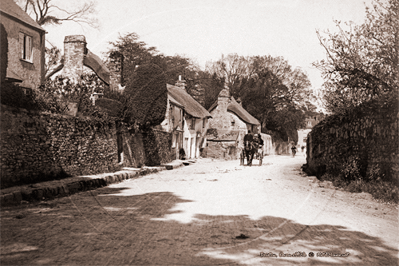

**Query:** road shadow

left=1, top=186, right=397, bottom=265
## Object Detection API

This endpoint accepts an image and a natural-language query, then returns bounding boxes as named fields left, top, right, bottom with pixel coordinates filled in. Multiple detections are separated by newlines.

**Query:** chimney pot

left=175, top=75, right=186, bottom=90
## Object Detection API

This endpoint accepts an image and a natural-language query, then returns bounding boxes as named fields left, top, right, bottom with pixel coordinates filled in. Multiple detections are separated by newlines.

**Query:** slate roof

left=209, top=97, right=260, bottom=125
left=0, top=0, right=45, bottom=32
left=167, top=84, right=212, bottom=119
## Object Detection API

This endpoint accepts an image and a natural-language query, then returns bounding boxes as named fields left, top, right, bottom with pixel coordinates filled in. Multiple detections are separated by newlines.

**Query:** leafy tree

left=189, top=71, right=225, bottom=109
left=106, top=33, right=211, bottom=127
left=15, top=0, right=98, bottom=28
left=107, top=33, right=201, bottom=88
left=107, top=33, right=160, bottom=87
left=207, top=54, right=313, bottom=142
left=314, top=0, right=398, bottom=113
left=205, top=54, right=252, bottom=97
left=123, top=63, right=167, bottom=129
left=161, top=55, right=199, bottom=85
left=45, top=45, right=63, bottom=77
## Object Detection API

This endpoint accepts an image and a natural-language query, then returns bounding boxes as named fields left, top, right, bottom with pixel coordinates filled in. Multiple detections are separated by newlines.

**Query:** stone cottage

left=0, top=0, right=46, bottom=90
left=160, top=79, right=212, bottom=159
left=205, top=86, right=262, bottom=159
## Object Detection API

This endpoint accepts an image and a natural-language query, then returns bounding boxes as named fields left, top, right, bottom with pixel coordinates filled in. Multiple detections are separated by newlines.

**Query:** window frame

left=20, top=32, right=33, bottom=63
left=190, top=118, right=196, bottom=130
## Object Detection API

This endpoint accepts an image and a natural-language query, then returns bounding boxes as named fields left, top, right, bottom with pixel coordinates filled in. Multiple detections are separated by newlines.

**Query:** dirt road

left=1, top=155, right=398, bottom=265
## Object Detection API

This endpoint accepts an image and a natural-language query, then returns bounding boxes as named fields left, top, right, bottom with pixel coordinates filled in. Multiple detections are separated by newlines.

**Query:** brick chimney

left=62, top=35, right=86, bottom=82
left=175, top=75, right=186, bottom=90
left=217, top=84, right=230, bottom=112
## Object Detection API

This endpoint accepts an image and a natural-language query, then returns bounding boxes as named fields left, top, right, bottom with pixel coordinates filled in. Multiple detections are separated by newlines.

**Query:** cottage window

left=20, top=33, right=33, bottom=62
left=190, top=118, right=195, bottom=129
left=231, top=120, right=235, bottom=126
left=171, top=106, right=175, bottom=126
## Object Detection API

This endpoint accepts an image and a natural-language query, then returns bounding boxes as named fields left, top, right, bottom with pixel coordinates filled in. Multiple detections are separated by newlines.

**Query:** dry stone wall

left=1, top=105, right=175, bottom=188
left=1, top=105, right=120, bottom=188
left=306, top=99, right=398, bottom=182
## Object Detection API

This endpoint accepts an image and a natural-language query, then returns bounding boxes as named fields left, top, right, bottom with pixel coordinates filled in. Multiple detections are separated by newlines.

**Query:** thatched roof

left=209, top=97, right=260, bottom=126
left=167, top=84, right=211, bottom=119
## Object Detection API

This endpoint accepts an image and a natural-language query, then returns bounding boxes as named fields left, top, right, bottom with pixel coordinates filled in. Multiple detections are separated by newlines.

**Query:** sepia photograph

left=0, top=0, right=398, bottom=265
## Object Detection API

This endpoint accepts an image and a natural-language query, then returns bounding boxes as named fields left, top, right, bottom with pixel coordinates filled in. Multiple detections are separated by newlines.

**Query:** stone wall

left=306, top=99, right=398, bottom=181
left=0, top=105, right=120, bottom=188
left=0, top=105, right=175, bottom=188
left=205, top=141, right=239, bottom=160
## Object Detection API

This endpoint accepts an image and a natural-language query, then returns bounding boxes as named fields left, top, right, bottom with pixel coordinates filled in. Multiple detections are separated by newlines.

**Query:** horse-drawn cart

left=240, top=141, right=263, bottom=166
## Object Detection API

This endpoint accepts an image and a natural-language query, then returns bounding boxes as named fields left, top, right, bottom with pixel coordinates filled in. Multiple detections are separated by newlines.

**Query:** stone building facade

left=0, top=0, right=46, bottom=89
left=205, top=86, right=264, bottom=159
left=297, top=115, right=323, bottom=149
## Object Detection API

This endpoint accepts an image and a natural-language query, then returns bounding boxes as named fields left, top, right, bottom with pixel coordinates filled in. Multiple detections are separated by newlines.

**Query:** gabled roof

left=0, top=0, right=45, bottom=32
left=167, top=84, right=211, bottom=119
left=209, top=97, right=260, bottom=125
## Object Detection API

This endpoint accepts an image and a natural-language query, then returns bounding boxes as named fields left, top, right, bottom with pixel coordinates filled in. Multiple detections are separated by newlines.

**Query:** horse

left=241, top=140, right=257, bottom=166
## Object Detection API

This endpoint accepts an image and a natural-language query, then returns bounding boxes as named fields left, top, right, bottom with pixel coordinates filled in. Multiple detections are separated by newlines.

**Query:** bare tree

left=15, top=0, right=98, bottom=28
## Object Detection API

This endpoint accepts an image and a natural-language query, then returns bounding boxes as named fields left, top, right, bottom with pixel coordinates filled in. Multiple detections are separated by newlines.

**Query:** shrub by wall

left=118, top=128, right=173, bottom=168
left=306, top=98, right=398, bottom=183
left=142, top=129, right=173, bottom=166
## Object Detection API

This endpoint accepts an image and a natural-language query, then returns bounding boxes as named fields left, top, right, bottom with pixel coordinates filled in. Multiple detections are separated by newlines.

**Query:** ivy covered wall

left=306, top=98, right=398, bottom=183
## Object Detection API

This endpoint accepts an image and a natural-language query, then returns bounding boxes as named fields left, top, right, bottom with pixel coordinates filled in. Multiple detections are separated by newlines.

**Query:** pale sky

left=43, top=0, right=372, bottom=91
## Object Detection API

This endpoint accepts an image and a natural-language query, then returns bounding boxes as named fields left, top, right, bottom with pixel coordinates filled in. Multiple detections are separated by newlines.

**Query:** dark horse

left=241, top=140, right=257, bottom=166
